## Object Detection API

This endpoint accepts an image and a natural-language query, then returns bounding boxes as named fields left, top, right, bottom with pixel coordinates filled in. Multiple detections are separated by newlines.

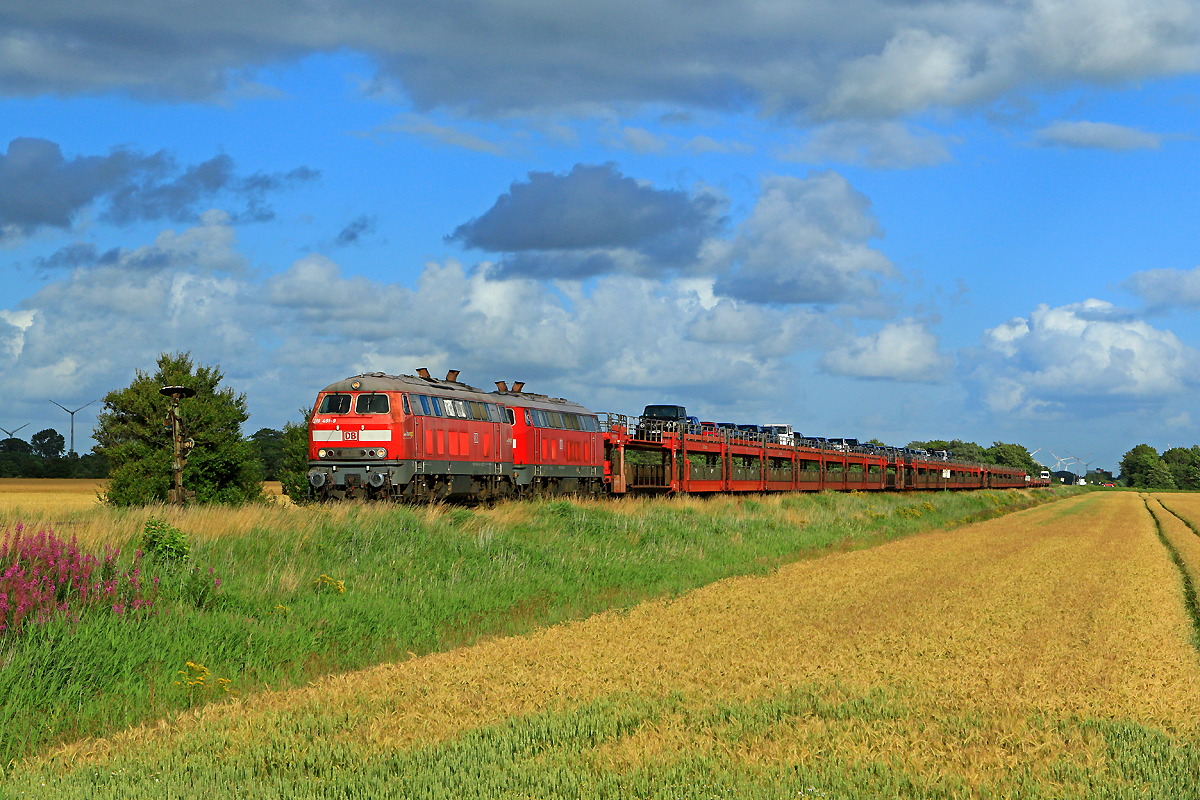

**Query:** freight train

left=305, top=369, right=1044, bottom=502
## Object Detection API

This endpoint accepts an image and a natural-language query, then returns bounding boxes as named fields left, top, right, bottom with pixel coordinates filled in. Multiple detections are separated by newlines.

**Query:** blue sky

left=3, top=2, right=1200, bottom=475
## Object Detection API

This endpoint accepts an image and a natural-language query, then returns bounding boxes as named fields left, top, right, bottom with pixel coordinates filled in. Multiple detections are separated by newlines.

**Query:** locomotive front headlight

left=318, top=449, right=327, bottom=458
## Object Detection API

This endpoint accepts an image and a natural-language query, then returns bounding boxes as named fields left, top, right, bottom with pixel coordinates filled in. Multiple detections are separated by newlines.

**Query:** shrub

left=141, top=517, right=190, bottom=564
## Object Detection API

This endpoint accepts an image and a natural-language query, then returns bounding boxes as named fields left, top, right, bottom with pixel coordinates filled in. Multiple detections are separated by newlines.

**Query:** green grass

left=0, top=488, right=1076, bottom=767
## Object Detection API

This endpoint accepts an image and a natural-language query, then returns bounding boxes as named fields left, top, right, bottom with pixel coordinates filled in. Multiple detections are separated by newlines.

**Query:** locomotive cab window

left=355, top=393, right=391, bottom=414
left=318, top=394, right=351, bottom=414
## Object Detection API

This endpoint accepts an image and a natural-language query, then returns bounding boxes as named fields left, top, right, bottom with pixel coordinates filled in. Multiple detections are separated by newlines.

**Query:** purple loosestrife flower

left=0, top=525, right=154, bottom=636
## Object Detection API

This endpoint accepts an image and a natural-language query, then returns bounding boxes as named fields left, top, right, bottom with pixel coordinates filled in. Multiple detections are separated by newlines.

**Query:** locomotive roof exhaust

left=511, top=381, right=525, bottom=393
left=416, top=367, right=433, bottom=380
left=495, top=381, right=509, bottom=392
left=446, top=369, right=460, bottom=382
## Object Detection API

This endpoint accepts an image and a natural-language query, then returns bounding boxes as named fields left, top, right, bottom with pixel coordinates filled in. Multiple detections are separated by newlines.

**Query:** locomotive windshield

left=318, top=394, right=351, bottom=414
left=354, top=393, right=391, bottom=414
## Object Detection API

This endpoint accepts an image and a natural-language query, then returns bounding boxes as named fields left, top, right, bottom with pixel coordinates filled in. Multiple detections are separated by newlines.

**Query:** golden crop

left=47, top=491, right=1200, bottom=792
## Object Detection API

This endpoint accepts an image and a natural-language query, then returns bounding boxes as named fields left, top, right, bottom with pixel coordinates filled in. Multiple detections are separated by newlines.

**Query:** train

left=305, top=369, right=1046, bottom=502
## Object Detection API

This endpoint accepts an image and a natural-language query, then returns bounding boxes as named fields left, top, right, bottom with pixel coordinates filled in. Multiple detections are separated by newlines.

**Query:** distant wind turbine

left=0, top=423, right=29, bottom=439
left=49, top=399, right=97, bottom=456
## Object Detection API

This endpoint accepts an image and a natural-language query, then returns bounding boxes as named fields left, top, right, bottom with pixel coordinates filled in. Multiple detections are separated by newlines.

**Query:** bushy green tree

left=1145, top=460, right=1177, bottom=490
left=1120, top=444, right=1161, bottom=488
left=278, top=411, right=312, bottom=504
left=0, top=437, right=31, bottom=454
left=30, top=428, right=65, bottom=459
left=986, top=442, right=1042, bottom=474
left=250, top=427, right=285, bottom=480
left=1161, top=446, right=1200, bottom=490
left=907, top=439, right=990, bottom=463
left=93, top=352, right=263, bottom=506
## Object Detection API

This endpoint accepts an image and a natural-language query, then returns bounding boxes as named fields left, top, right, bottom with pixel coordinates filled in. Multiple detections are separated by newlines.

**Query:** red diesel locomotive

left=307, top=369, right=605, bottom=501
left=305, top=369, right=1038, bottom=501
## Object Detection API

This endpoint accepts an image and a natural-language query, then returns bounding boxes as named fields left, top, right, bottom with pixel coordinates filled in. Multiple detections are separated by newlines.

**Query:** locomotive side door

left=409, top=395, right=423, bottom=459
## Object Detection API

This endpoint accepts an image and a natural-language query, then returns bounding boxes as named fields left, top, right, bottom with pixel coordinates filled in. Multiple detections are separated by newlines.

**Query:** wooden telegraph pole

left=160, top=385, right=196, bottom=505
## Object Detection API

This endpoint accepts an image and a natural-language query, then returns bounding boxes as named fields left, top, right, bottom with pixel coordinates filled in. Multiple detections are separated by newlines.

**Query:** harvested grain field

left=16, top=491, right=1200, bottom=797
left=1154, top=492, right=1200, bottom=536
left=0, top=478, right=107, bottom=513
left=0, top=479, right=288, bottom=550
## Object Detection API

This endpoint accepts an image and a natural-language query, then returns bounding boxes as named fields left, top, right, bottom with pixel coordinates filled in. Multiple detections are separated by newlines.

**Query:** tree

left=93, top=352, right=263, bottom=506
left=250, top=427, right=285, bottom=481
left=1161, top=446, right=1200, bottom=490
left=906, top=439, right=990, bottom=464
left=0, top=437, right=31, bottom=455
left=1145, top=460, right=1177, bottom=490
left=278, top=413, right=312, bottom=504
left=1120, top=444, right=1160, bottom=487
left=30, top=428, right=65, bottom=459
left=986, top=442, right=1042, bottom=475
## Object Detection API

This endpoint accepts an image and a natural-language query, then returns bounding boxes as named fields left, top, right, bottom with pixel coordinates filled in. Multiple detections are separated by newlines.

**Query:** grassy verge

left=0, top=487, right=1075, bottom=765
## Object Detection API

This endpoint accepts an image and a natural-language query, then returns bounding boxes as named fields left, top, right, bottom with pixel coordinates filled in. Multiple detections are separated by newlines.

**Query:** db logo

left=343, top=431, right=359, bottom=441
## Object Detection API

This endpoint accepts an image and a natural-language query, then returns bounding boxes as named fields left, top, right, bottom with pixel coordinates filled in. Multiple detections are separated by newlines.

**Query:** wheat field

left=25, top=489, right=1198, bottom=796
left=0, top=479, right=288, bottom=551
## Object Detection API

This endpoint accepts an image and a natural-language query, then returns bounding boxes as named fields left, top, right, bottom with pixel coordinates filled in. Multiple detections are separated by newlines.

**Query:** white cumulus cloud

left=966, top=298, right=1200, bottom=414
left=819, top=318, right=953, bottom=382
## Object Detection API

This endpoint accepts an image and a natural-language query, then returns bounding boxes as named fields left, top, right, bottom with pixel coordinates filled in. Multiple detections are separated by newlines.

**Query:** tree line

left=1119, top=444, right=1200, bottom=490
left=0, top=431, right=109, bottom=479
left=905, top=438, right=1043, bottom=475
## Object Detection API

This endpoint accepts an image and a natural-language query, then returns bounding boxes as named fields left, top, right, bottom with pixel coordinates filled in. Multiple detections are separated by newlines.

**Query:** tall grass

left=0, top=487, right=1072, bottom=765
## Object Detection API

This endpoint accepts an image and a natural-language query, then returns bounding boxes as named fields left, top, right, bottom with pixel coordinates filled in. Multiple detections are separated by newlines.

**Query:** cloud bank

left=965, top=299, right=1200, bottom=414
left=2, top=1, right=1198, bottom=121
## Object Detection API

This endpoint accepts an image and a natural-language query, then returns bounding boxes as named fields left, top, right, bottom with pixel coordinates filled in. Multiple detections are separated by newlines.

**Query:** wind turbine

left=0, top=423, right=29, bottom=439
left=1049, top=452, right=1077, bottom=481
left=49, top=399, right=97, bottom=456
left=1069, top=452, right=1095, bottom=481
left=0, top=423, right=30, bottom=454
